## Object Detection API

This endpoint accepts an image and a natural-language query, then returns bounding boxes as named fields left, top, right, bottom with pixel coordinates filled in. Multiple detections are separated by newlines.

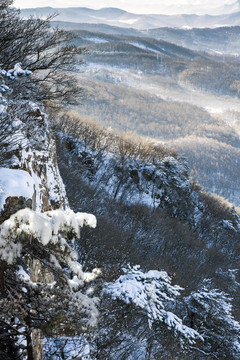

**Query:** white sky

left=14, top=0, right=239, bottom=15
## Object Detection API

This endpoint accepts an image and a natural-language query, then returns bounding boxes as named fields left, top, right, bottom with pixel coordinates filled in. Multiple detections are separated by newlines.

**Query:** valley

left=64, top=27, right=240, bottom=206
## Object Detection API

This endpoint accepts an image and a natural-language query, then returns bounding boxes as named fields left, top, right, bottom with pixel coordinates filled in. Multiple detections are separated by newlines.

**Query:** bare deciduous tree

left=0, top=0, right=85, bottom=105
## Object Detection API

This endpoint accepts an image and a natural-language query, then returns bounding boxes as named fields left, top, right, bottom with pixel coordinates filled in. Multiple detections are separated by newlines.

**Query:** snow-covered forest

left=0, top=1, right=240, bottom=359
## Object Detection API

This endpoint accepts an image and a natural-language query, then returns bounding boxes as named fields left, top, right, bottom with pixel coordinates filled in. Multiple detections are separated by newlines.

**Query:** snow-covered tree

left=105, top=265, right=201, bottom=343
left=96, top=265, right=203, bottom=359
left=94, top=267, right=240, bottom=359
left=0, top=61, right=43, bottom=169
left=43, top=336, right=92, bottom=360
left=0, top=208, right=100, bottom=359
left=185, top=280, right=240, bottom=359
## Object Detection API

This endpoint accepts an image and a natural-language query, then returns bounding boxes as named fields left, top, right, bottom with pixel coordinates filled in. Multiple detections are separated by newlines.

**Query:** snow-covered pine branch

left=0, top=207, right=96, bottom=267
left=104, top=265, right=203, bottom=346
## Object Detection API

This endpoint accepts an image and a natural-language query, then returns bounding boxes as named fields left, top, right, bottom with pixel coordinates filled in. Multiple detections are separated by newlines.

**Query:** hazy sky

left=14, top=0, right=240, bottom=15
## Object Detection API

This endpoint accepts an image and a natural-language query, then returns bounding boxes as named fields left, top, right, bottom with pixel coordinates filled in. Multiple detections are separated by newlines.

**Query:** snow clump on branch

left=0, top=208, right=97, bottom=264
left=0, top=63, right=32, bottom=80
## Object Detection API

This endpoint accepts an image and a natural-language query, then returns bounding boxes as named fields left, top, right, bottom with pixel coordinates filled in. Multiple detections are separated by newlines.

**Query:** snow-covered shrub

left=1, top=63, right=32, bottom=80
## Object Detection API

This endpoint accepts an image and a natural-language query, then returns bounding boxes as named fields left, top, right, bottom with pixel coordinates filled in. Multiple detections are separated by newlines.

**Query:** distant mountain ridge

left=20, top=6, right=240, bottom=29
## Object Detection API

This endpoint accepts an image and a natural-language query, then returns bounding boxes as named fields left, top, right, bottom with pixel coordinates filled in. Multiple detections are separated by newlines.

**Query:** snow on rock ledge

left=0, top=168, right=35, bottom=211
left=19, top=148, right=69, bottom=212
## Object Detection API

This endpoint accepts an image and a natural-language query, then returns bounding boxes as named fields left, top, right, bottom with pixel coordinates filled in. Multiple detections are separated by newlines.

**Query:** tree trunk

left=30, top=260, right=44, bottom=360
left=0, top=261, right=6, bottom=296
left=30, top=259, right=52, bottom=360
left=25, top=317, right=34, bottom=360
left=32, top=329, right=43, bottom=360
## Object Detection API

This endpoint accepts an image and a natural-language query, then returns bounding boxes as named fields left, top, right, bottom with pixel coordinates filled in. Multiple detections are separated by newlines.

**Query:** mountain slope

left=54, top=111, right=240, bottom=274
left=67, top=27, right=240, bottom=207
left=146, top=26, right=240, bottom=55
left=52, top=112, right=240, bottom=360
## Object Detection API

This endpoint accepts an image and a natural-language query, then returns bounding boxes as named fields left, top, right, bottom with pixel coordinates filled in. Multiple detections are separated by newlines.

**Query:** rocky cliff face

left=0, top=104, right=68, bottom=222
left=0, top=102, right=69, bottom=360
left=55, top=131, right=240, bottom=294
left=57, top=132, right=240, bottom=237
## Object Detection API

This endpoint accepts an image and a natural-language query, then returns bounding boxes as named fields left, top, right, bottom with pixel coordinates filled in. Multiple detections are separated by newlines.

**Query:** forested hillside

left=52, top=110, right=240, bottom=359
left=1, top=2, right=240, bottom=359
left=67, top=28, right=240, bottom=206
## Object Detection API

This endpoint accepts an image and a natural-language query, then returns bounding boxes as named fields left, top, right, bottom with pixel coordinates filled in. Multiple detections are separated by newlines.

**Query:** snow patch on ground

left=83, top=36, right=109, bottom=44
left=44, top=336, right=92, bottom=360
left=119, top=18, right=139, bottom=25
left=127, top=41, right=164, bottom=54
